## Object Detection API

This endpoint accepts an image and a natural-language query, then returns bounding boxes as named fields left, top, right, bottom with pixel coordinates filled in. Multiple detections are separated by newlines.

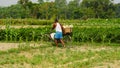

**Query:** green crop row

left=73, top=27, right=120, bottom=43
left=0, top=27, right=51, bottom=42
left=0, top=18, right=120, bottom=26
left=0, top=26, right=120, bottom=43
left=0, top=19, right=53, bottom=25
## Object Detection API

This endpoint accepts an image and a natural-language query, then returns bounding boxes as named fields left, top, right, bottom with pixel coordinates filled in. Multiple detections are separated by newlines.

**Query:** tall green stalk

left=32, top=31, right=35, bottom=41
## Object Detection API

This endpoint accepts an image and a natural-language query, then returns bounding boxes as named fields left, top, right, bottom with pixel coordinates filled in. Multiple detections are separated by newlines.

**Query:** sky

left=0, top=0, right=120, bottom=7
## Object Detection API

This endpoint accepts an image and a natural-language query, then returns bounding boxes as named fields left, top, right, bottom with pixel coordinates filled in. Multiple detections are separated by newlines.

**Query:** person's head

left=55, top=18, right=58, bottom=23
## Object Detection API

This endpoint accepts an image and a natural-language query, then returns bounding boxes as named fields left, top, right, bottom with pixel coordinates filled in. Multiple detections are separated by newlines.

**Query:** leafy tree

left=0, top=7, right=8, bottom=18
left=0, top=5, right=30, bottom=18
left=18, top=0, right=31, bottom=9
left=115, top=3, right=120, bottom=18
left=0, top=0, right=118, bottom=19
left=38, top=0, right=44, bottom=4
left=30, top=4, right=40, bottom=18
left=81, top=0, right=115, bottom=18
left=9, top=5, right=30, bottom=18
left=55, top=0, right=67, bottom=19
left=67, top=0, right=82, bottom=19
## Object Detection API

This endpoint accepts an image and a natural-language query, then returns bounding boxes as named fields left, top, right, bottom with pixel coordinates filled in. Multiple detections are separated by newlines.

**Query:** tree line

left=0, top=0, right=120, bottom=19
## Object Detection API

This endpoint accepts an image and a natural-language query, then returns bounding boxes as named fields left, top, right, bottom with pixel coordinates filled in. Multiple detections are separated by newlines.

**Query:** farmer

left=52, top=19, right=65, bottom=47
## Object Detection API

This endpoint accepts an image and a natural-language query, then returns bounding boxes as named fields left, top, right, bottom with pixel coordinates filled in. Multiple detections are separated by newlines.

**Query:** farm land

left=0, top=19, right=120, bottom=68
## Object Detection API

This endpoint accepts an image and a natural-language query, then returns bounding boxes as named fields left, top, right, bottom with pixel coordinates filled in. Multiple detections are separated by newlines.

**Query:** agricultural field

left=0, top=19, right=120, bottom=68
left=0, top=42, right=120, bottom=68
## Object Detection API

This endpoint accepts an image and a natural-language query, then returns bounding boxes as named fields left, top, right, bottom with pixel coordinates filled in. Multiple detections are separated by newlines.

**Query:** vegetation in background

left=0, top=0, right=120, bottom=19
left=0, top=0, right=120, bottom=67
left=0, top=25, right=120, bottom=44
left=0, top=18, right=119, bottom=43
left=0, top=18, right=120, bottom=25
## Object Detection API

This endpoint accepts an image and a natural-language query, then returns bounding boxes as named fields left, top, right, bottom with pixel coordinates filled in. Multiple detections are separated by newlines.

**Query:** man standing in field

left=52, top=19, right=65, bottom=47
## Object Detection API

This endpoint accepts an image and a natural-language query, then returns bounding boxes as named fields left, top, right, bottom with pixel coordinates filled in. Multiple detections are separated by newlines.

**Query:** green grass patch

left=0, top=42, right=120, bottom=68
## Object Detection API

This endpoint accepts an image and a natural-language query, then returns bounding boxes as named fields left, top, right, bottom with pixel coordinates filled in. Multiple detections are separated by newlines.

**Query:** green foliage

left=81, top=0, right=116, bottom=18
left=0, top=19, right=120, bottom=43
left=73, top=27, right=120, bottom=43
left=1, top=18, right=120, bottom=25
left=0, top=19, right=53, bottom=25
left=18, top=0, right=31, bottom=9
left=0, top=5, right=30, bottom=18
left=38, top=0, right=44, bottom=4
left=115, top=3, right=120, bottom=18
left=0, top=43, right=120, bottom=67
left=0, top=27, right=51, bottom=41
left=0, top=25, right=120, bottom=43
left=0, top=0, right=119, bottom=19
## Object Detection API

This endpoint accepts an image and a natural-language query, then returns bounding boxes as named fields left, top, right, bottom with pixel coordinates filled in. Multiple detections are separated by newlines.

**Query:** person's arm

left=52, top=23, right=56, bottom=30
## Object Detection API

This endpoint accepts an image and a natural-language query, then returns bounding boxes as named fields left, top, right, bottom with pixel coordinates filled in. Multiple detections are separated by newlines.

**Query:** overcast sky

left=0, top=0, right=120, bottom=7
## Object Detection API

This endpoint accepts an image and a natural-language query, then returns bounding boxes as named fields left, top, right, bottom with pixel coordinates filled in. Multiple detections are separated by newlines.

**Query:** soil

left=0, top=42, right=120, bottom=68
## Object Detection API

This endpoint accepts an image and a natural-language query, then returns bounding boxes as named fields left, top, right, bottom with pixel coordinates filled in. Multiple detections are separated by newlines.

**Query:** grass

left=0, top=42, right=120, bottom=68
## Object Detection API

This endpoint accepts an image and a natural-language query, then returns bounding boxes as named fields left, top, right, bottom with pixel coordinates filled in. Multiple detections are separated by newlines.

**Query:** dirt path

left=0, top=42, right=43, bottom=51
left=0, top=25, right=47, bottom=29
left=0, top=43, right=18, bottom=51
left=0, top=42, right=115, bottom=52
left=93, top=60, right=120, bottom=68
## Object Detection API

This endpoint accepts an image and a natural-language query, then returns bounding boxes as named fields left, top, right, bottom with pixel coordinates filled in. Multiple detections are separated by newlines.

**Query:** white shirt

left=55, top=22, right=62, bottom=32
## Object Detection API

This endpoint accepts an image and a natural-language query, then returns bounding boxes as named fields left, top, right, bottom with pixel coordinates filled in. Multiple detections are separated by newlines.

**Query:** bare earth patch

left=0, top=43, right=18, bottom=51
left=69, top=45, right=113, bottom=52
left=0, top=25, right=45, bottom=29
left=56, top=56, right=96, bottom=68
left=93, top=60, right=120, bottom=68
left=0, top=42, right=43, bottom=51
left=0, top=63, right=36, bottom=68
